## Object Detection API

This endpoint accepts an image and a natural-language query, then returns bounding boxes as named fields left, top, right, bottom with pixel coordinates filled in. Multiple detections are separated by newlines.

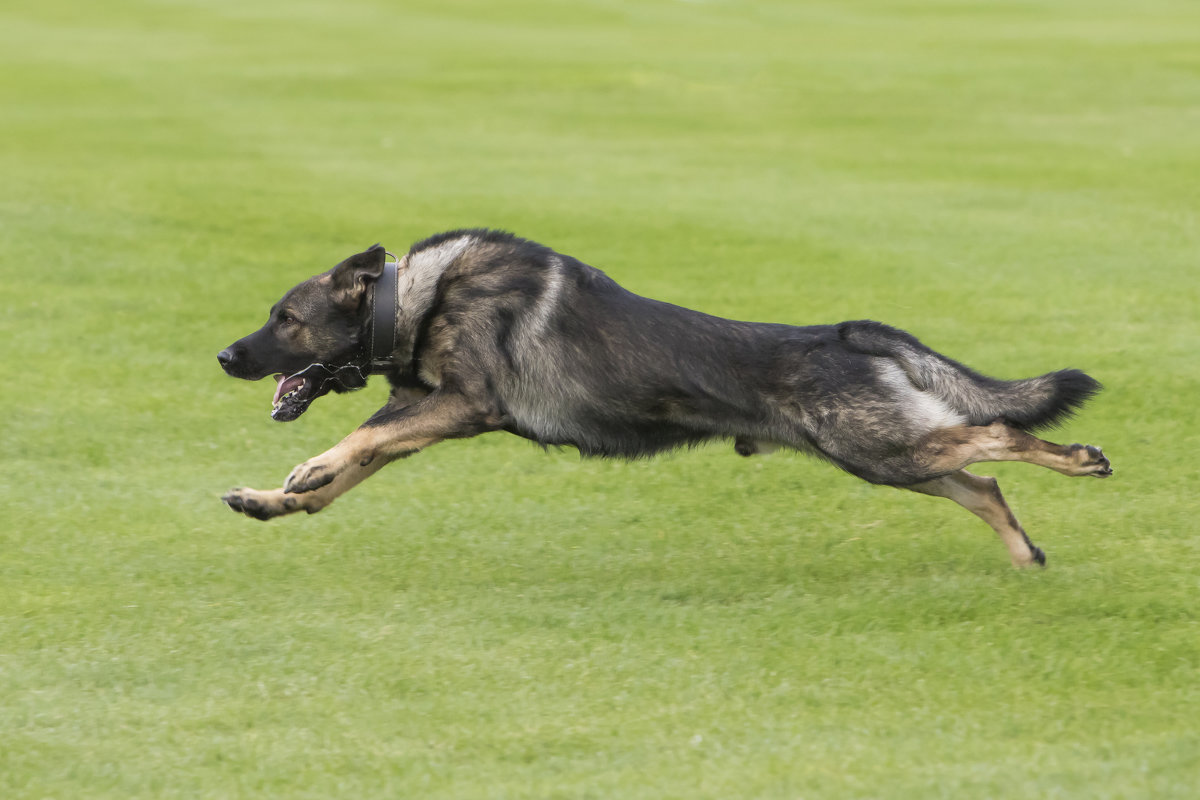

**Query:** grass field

left=3, top=0, right=1199, bottom=796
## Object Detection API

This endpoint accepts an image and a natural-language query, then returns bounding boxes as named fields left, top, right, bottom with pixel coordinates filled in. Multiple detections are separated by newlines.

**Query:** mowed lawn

left=2, top=0, right=1198, bottom=797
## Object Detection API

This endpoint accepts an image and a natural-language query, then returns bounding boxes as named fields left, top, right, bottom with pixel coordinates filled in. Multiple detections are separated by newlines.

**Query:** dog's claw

left=1069, top=444, right=1112, bottom=478
left=1085, top=446, right=1112, bottom=478
left=223, top=488, right=245, bottom=511
left=223, top=488, right=278, bottom=521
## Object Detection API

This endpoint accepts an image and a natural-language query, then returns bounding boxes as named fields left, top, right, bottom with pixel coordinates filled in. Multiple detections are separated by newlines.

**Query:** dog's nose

left=217, top=348, right=235, bottom=368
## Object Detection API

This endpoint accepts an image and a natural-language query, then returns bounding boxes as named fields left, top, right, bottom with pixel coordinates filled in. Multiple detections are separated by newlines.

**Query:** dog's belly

left=502, top=394, right=714, bottom=458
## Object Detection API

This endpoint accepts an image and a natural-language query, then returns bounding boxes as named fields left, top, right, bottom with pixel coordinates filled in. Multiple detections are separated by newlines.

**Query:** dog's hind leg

left=915, top=420, right=1112, bottom=478
left=906, top=470, right=1045, bottom=568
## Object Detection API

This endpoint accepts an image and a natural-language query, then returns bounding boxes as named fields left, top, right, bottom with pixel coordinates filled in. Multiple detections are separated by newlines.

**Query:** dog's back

left=422, top=234, right=1098, bottom=485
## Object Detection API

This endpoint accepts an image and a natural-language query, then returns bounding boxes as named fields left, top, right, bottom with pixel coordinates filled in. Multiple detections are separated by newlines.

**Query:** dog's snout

left=217, top=347, right=236, bottom=369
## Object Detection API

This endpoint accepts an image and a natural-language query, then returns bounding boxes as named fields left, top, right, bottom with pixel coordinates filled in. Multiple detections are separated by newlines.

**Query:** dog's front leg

left=282, top=390, right=500, bottom=497
left=223, top=458, right=387, bottom=520
left=223, top=390, right=417, bottom=520
left=223, top=391, right=498, bottom=520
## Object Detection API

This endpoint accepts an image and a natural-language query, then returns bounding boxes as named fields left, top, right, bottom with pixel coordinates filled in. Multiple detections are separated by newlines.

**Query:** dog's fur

left=219, top=230, right=1111, bottom=567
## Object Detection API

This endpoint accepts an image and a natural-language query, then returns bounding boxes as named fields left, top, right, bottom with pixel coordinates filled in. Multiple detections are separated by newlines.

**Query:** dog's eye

left=278, top=313, right=298, bottom=327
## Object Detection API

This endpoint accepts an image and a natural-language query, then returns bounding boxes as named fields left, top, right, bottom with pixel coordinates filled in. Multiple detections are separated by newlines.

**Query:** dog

left=218, top=229, right=1111, bottom=567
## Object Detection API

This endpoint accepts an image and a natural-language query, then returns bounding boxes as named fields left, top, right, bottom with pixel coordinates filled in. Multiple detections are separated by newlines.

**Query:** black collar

left=367, top=255, right=400, bottom=372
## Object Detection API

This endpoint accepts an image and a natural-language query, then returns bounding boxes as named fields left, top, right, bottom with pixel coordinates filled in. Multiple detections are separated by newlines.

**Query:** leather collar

left=367, top=255, right=400, bottom=372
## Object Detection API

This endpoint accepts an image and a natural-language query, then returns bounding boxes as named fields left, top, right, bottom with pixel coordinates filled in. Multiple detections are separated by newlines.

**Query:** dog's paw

left=284, top=458, right=340, bottom=494
left=1010, top=544, right=1047, bottom=569
left=222, top=487, right=300, bottom=520
left=1069, top=444, right=1112, bottom=478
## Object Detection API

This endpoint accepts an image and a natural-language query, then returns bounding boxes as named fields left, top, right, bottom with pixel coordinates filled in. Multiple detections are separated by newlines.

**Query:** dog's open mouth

left=271, top=372, right=317, bottom=421
left=268, top=362, right=369, bottom=422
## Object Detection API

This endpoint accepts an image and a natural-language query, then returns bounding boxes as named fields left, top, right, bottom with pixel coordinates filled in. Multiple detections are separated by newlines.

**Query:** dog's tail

left=839, top=321, right=1101, bottom=431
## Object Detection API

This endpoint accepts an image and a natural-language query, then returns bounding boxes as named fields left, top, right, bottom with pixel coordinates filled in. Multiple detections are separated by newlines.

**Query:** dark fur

left=219, top=230, right=1109, bottom=566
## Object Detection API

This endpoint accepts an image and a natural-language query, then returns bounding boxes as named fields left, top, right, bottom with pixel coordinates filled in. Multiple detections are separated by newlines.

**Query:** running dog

left=218, top=230, right=1111, bottom=567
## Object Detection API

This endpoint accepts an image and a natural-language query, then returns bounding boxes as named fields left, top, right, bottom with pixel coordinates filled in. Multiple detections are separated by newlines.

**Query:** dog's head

left=218, top=245, right=387, bottom=421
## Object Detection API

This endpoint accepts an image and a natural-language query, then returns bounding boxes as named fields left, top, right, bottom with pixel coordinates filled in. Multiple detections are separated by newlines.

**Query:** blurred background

left=2, top=1, right=1198, bottom=797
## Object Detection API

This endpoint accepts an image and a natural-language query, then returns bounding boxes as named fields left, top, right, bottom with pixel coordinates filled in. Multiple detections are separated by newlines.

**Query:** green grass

left=3, top=0, right=1199, bottom=796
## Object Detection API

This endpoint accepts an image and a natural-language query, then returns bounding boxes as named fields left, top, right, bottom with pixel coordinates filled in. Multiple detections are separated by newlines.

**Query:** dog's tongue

left=272, top=374, right=305, bottom=405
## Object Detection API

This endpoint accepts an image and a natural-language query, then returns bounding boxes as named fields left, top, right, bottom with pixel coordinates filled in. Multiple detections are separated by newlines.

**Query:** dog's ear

left=330, top=244, right=387, bottom=307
